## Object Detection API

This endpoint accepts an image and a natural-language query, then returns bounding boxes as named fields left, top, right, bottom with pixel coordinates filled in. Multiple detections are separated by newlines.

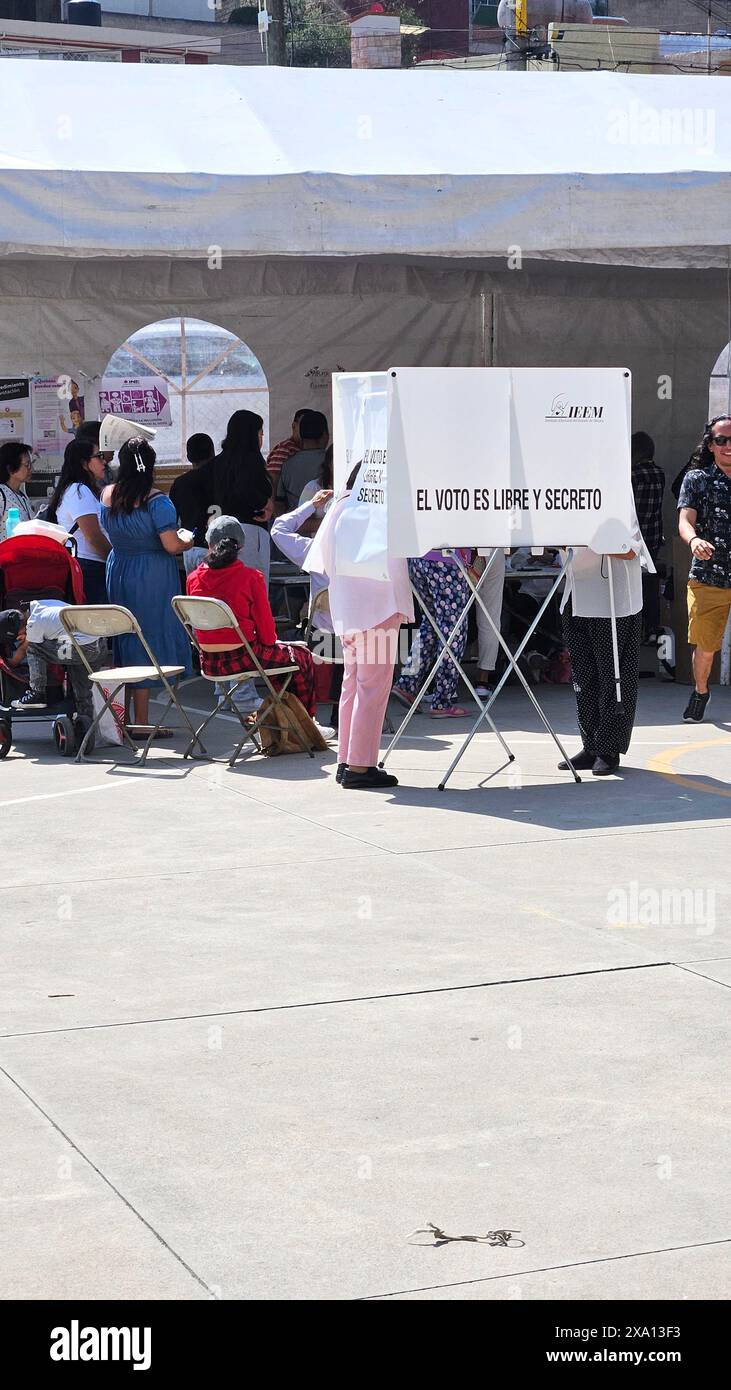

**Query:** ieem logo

left=547, top=395, right=605, bottom=421
left=50, top=1321, right=151, bottom=1371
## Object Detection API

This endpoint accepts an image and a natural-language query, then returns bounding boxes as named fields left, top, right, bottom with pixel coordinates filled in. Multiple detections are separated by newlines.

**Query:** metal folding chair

left=58, top=604, right=208, bottom=764
left=171, top=594, right=315, bottom=767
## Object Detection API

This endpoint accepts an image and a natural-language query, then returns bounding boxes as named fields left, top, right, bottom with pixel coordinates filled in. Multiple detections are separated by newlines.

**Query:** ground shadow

left=380, top=765, right=731, bottom=833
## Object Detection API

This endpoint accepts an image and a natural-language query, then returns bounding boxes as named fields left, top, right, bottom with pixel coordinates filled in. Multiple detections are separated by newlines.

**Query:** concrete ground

left=1, top=678, right=730, bottom=1301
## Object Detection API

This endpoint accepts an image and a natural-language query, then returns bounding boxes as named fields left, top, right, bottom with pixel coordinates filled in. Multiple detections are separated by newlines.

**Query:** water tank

left=497, top=0, right=593, bottom=29
left=66, top=0, right=102, bottom=24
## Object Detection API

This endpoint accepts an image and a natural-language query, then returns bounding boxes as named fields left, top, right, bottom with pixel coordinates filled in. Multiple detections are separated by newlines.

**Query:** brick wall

left=350, top=14, right=401, bottom=68
left=352, top=34, right=401, bottom=66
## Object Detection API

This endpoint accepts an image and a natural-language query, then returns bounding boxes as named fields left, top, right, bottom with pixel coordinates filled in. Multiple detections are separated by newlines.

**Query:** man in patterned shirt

left=678, top=414, right=731, bottom=721
left=631, top=431, right=665, bottom=639
left=266, top=409, right=306, bottom=489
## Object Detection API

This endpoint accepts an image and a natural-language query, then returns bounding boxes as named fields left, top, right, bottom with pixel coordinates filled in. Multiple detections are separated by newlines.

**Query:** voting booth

left=330, top=366, right=638, bottom=786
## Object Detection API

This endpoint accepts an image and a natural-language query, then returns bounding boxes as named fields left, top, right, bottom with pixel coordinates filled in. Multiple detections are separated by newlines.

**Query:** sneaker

left=336, top=762, right=347, bottom=784
left=11, top=688, right=47, bottom=711
left=683, top=690, right=711, bottom=723
left=342, top=766, right=399, bottom=789
left=429, top=705, right=468, bottom=719
left=475, top=684, right=493, bottom=699
left=592, top=754, right=620, bottom=777
left=314, top=722, right=336, bottom=741
left=557, top=749, right=595, bottom=771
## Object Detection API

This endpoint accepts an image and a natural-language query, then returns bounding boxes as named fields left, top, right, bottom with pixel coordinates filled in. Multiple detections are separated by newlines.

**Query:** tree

left=286, top=0, right=351, bottom=68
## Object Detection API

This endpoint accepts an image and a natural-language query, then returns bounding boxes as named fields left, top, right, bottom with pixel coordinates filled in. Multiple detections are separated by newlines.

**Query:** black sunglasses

left=712, top=434, right=731, bottom=447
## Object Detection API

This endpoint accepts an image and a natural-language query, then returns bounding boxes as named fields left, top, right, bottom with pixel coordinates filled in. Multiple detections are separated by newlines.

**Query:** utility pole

left=267, top=0, right=288, bottom=66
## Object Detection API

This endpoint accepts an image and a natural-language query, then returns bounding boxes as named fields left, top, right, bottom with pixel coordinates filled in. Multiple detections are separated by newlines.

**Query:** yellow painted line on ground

left=520, top=906, right=580, bottom=929
left=646, top=736, right=731, bottom=799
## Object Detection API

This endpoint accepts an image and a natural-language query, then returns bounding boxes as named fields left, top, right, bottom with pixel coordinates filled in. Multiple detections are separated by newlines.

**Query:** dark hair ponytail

left=206, top=536, right=240, bottom=570
left=46, top=438, right=99, bottom=523
left=109, top=440, right=156, bottom=515
left=213, top=409, right=270, bottom=517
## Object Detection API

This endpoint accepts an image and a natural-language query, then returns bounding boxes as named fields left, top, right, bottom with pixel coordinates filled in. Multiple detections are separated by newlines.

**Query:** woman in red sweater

left=186, top=515, right=318, bottom=716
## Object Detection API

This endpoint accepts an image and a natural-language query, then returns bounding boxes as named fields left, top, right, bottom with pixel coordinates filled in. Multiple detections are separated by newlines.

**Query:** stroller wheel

left=53, top=714, right=77, bottom=758
left=0, top=718, right=11, bottom=760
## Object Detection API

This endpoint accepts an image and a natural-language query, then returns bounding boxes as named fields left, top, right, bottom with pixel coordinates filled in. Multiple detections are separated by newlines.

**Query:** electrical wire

left=1, top=5, right=730, bottom=60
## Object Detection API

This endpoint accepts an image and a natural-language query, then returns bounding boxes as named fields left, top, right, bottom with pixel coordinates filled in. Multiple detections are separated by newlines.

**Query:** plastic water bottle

left=5, top=506, right=20, bottom=538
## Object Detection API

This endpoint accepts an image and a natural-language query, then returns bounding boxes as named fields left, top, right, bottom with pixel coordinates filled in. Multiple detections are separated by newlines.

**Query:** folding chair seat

left=58, top=604, right=207, bottom=763
left=171, top=594, right=315, bottom=767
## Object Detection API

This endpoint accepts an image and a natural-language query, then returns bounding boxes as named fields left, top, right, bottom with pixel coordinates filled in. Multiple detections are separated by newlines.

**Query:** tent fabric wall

left=0, top=258, right=487, bottom=448
left=0, top=255, right=726, bottom=475
left=492, top=264, right=731, bottom=545
left=2, top=251, right=726, bottom=663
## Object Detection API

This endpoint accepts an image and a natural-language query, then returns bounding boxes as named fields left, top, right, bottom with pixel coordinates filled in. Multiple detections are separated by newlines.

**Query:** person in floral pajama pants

left=393, top=554, right=469, bottom=716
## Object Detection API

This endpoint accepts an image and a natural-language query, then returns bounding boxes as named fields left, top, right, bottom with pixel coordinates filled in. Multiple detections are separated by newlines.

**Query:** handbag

left=257, top=691, right=328, bottom=757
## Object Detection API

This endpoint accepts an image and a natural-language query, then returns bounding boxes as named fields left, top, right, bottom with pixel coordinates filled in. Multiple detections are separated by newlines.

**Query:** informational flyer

left=0, top=378, right=32, bottom=444
left=32, top=375, right=85, bottom=457
left=99, top=376, right=172, bottom=427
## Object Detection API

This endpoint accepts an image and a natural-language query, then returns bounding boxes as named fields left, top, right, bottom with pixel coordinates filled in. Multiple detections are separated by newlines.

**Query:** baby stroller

left=0, top=523, right=89, bottom=759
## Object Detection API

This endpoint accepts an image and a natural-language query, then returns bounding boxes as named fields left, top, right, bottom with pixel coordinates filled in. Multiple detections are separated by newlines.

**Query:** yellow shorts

left=687, top=580, right=731, bottom=652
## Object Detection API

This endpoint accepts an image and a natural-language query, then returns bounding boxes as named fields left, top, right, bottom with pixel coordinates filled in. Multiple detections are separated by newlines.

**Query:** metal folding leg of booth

left=379, top=548, right=515, bottom=769
left=435, top=549, right=582, bottom=790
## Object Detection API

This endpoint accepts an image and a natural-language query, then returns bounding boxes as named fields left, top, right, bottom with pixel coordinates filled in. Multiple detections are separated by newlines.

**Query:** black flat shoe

left=592, top=754, right=620, bottom=776
left=336, top=762, right=347, bottom=784
left=683, top=690, right=710, bottom=723
left=342, top=766, right=399, bottom=789
left=557, top=749, right=595, bottom=771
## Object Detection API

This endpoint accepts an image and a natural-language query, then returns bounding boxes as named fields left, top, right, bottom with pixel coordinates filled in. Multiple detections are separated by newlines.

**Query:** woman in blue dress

left=101, top=439, right=193, bottom=733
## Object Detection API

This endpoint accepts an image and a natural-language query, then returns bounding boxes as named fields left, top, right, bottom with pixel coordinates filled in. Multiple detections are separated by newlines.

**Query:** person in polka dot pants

left=392, top=553, right=471, bottom=717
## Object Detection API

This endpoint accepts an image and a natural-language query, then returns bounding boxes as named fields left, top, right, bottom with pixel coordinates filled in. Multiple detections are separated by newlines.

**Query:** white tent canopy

left=0, top=64, right=729, bottom=266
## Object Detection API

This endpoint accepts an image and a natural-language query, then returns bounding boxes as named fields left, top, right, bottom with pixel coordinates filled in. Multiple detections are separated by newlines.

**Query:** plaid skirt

left=201, top=641, right=317, bottom=717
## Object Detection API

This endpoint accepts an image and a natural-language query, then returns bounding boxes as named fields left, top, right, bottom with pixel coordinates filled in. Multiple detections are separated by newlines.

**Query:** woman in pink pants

left=313, top=471, right=414, bottom=790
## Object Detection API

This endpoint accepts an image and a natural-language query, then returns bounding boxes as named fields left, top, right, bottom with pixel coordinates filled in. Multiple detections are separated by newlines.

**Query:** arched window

left=709, top=341, right=731, bottom=421
left=103, top=317, right=269, bottom=464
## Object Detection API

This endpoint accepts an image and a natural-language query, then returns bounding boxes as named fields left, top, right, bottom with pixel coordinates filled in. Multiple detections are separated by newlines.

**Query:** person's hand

left=310, top=489, right=333, bottom=510
left=690, top=536, right=714, bottom=561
